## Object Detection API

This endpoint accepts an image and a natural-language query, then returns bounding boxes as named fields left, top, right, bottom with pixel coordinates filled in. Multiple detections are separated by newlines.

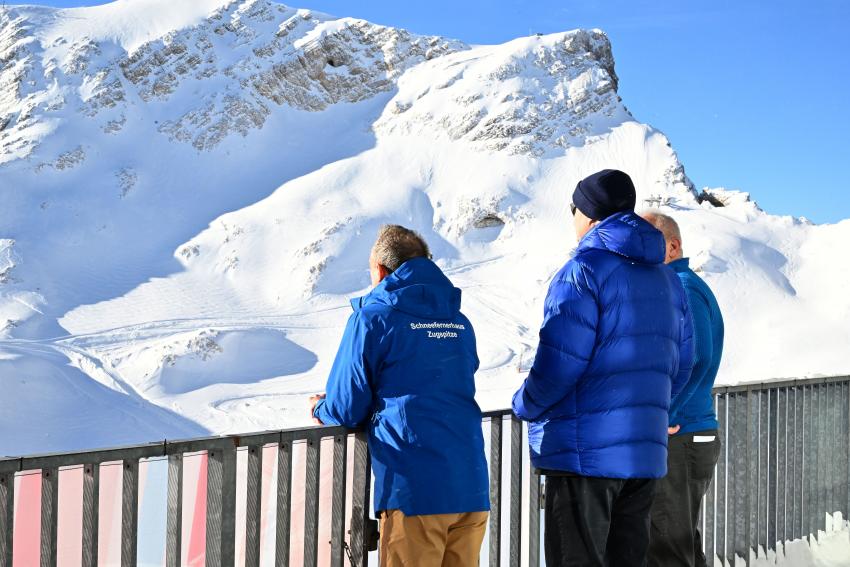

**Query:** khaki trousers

left=379, top=509, right=488, bottom=567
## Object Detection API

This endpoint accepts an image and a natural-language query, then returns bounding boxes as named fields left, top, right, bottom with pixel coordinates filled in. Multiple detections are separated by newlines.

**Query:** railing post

left=528, top=468, right=541, bottom=567
left=276, top=438, right=294, bottom=567
left=166, top=453, right=183, bottom=567
left=489, top=416, right=503, bottom=567
left=349, top=431, right=374, bottom=567
left=82, top=462, right=100, bottom=567
left=122, top=459, right=139, bottom=567
left=509, top=417, right=522, bottom=567
left=303, top=435, right=321, bottom=567
left=246, top=445, right=263, bottom=567
left=330, top=434, right=348, bottom=567
left=206, top=443, right=237, bottom=567
left=40, top=467, right=58, bottom=567
left=0, top=469, right=14, bottom=567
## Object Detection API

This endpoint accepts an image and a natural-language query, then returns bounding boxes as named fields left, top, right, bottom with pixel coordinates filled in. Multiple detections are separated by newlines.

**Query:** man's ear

left=377, top=264, right=391, bottom=283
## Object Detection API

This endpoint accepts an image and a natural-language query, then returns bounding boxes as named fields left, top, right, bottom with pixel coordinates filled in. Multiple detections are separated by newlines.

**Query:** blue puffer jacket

left=313, top=257, right=490, bottom=516
left=513, top=211, right=694, bottom=479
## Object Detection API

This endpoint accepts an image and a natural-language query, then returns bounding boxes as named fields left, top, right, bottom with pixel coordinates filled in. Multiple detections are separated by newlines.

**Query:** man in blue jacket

left=513, top=169, right=694, bottom=567
left=642, top=211, right=724, bottom=567
left=310, top=224, right=490, bottom=567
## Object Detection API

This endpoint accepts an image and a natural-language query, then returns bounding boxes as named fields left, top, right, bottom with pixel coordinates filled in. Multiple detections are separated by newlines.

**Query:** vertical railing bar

left=807, top=385, right=817, bottom=544
left=509, top=418, right=523, bottom=567
left=206, top=444, right=237, bottom=567
left=528, top=468, right=541, bottom=567
left=0, top=471, right=12, bottom=567
left=744, top=388, right=753, bottom=565
left=792, top=386, right=801, bottom=542
left=246, top=445, right=264, bottom=567
left=81, top=462, right=100, bottom=567
left=489, top=417, right=503, bottom=567
left=276, top=439, right=293, bottom=567
left=303, top=435, right=321, bottom=567
left=40, top=467, right=58, bottom=567
left=717, top=392, right=727, bottom=565
left=349, top=432, right=371, bottom=567
left=814, top=384, right=826, bottom=535
left=121, top=459, right=139, bottom=567
left=330, top=435, right=348, bottom=567
left=165, top=454, right=183, bottom=567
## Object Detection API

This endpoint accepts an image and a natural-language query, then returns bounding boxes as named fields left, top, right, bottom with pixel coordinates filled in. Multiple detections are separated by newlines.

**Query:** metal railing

left=0, top=376, right=847, bottom=566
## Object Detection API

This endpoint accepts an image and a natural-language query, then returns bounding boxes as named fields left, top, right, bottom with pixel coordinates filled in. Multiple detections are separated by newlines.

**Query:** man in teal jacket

left=309, top=224, right=489, bottom=567
left=642, top=211, right=725, bottom=567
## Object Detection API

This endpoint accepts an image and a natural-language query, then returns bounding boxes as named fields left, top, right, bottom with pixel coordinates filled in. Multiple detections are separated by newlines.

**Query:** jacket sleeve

left=669, top=284, right=710, bottom=423
left=513, top=263, right=598, bottom=421
left=669, top=282, right=695, bottom=409
left=313, top=311, right=375, bottom=428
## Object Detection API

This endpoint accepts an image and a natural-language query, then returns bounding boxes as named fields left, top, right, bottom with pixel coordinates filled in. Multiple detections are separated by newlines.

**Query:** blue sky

left=26, top=0, right=850, bottom=223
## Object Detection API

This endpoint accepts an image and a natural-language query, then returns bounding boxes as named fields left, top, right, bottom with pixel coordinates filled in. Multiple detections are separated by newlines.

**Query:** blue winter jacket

left=513, top=211, right=695, bottom=479
left=313, top=257, right=490, bottom=516
left=668, top=258, right=724, bottom=435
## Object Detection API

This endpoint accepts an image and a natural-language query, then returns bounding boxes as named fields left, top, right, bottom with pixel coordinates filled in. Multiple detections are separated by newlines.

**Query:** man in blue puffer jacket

left=311, top=225, right=489, bottom=567
left=513, top=170, right=694, bottom=567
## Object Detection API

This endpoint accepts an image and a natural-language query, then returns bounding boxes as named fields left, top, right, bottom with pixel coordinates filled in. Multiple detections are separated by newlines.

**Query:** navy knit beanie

left=572, top=169, right=637, bottom=220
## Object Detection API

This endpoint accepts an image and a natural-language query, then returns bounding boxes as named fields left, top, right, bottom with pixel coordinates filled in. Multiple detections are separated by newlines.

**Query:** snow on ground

left=1, top=0, right=849, bottom=463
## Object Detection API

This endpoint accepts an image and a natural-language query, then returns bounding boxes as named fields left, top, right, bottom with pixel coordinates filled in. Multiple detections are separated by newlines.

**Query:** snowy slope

left=1, top=0, right=849, bottom=455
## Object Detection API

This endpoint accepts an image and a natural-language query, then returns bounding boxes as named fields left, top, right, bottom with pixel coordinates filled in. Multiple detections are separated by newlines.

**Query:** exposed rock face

left=0, top=1, right=465, bottom=157
left=374, top=29, right=625, bottom=157
left=0, top=2, right=637, bottom=164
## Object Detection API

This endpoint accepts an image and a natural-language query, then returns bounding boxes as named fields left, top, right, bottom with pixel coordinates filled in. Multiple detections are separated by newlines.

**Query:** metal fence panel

left=0, top=378, right=846, bottom=567
left=0, top=472, right=14, bottom=567
left=40, top=467, right=58, bottom=567
left=489, top=417, right=503, bottom=567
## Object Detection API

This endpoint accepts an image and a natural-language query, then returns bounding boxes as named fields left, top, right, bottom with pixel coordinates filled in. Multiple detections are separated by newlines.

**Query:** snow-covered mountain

left=1, top=0, right=848, bottom=455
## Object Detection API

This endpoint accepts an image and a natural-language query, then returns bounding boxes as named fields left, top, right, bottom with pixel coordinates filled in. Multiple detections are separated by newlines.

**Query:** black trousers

left=647, top=430, right=721, bottom=567
left=543, top=474, right=657, bottom=567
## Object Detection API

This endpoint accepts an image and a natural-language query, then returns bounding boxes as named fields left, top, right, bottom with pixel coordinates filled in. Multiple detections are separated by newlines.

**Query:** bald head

left=640, top=210, right=683, bottom=264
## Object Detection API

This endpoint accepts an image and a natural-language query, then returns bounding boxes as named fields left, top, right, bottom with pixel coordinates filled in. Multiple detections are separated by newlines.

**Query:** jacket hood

left=577, top=211, right=666, bottom=265
left=351, top=257, right=462, bottom=319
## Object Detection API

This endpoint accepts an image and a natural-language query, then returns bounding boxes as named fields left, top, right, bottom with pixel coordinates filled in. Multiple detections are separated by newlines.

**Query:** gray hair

left=371, top=224, right=431, bottom=272
left=640, top=209, right=682, bottom=244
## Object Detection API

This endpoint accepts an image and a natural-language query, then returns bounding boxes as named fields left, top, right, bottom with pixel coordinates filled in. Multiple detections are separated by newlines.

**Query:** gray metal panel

left=166, top=454, right=183, bottom=567
left=348, top=432, right=371, bottom=567
left=82, top=463, right=100, bottom=567
left=704, top=392, right=718, bottom=563
left=509, top=418, right=523, bottom=567
left=40, top=467, right=58, bottom=567
left=730, top=393, right=748, bottom=563
left=246, top=445, right=263, bottom=567
left=792, top=386, right=803, bottom=541
left=276, top=441, right=293, bottom=567
left=779, top=388, right=789, bottom=544
left=528, top=469, right=541, bottom=567
left=121, top=459, right=139, bottom=567
left=767, top=388, right=778, bottom=553
left=716, top=392, right=727, bottom=565
left=303, top=437, right=321, bottom=567
left=330, top=435, right=348, bottom=567
left=757, top=388, right=768, bottom=554
left=747, top=388, right=759, bottom=563
left=816, top=384, right=826, bottom=534
left=841, top=382, right=850, bottom=517
left=806, top=384, right=817, bottom=542
left=489, top=417, right=502, bottom=567
left=206, top=445, right=237, bottom=567
left=0, top=472, right=13, bottom=567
